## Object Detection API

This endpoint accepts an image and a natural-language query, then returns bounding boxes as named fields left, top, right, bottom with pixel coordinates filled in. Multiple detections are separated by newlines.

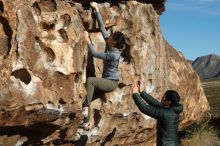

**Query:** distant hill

left=192, top=54, right=220, bottom=79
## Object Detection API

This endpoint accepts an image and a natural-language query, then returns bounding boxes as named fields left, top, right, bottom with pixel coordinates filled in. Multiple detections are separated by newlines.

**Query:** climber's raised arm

left=90, top=2, right=110, bottom=40
left=84, top=31, right=117, bottom=61
left=132, top=81, right=161, bottom=107
left=139, top=91, right=162, bottom=107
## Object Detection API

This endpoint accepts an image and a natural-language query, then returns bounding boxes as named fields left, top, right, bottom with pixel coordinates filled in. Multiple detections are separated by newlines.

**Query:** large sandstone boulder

left=0, top=0, right=209, bottom=145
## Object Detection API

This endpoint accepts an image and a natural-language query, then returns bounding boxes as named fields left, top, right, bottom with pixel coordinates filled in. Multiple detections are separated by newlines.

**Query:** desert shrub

left=181, top=119, right=220, bottom=146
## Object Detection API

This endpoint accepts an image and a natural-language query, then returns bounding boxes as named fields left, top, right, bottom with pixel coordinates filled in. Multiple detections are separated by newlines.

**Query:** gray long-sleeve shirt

left=87, top=11, right=120, bottom=81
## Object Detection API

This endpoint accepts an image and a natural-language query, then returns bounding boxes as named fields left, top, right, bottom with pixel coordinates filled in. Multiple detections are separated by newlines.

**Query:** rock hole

left=48, top=101, right=53, bottom=104
left=82, top=22, right=90, bottom=30
left=54, top=71, right=65, bottom=76
left=58, top=29, right=69, bottom=42
left=15, top=43, right=19, bottom=56
left=101, top=128, right=116, bottom=146
left=40, top=21, right=55, bottom=31
left=93, top=109, right=101, bottom=127
left=68, top=113, right=76, bottom=120
left=59, top=98, right=66, bottom=105
left=11, top=68, right=32, bottom=85
left=60, top=13, right=71, bottom=27
left=32, top=2, right=41, bottom=16
left=35, top=36, right=55, bottom=62
left=152, top=32, right=155, bottom=36
left=75, top=135, right=88, bottom=146
left=0, top=1, right=4, bottom=13
left=74, top=72, right=82, bottom=83
left=0, top=15, right=13, bottom=55
left=39, top=0, right=57, bottom=12
left=118, top=82, right=132, bottom=89
left=148, top=79, right=153, bottom=84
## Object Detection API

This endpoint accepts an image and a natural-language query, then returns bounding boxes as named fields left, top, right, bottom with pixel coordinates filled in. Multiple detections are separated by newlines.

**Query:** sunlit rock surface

left=0, top=0, right=209, bottom=145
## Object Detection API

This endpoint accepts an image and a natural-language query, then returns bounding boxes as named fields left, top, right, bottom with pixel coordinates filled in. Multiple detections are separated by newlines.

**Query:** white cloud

left=205, top=9, right=220, bottom=15
left=200, top=0, right=220, bottom=2
left=167, top=2, right=208, bottom=11
left=166, top=0, right=220, bottom=15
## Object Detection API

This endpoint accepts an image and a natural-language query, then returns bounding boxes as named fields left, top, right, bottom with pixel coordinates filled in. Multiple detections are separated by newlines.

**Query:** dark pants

left=84, top=77, right=118, bottom=120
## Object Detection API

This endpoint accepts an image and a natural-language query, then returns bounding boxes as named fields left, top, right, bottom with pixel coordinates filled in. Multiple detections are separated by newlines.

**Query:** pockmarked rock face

left=0, top=0, right=209, bottom=145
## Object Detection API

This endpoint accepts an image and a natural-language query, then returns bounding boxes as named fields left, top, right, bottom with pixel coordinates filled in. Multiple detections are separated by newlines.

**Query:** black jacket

left=132, top=91, right=183, bottom=146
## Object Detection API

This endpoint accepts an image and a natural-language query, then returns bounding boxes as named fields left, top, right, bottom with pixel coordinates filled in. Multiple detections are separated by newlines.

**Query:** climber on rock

left=81, top=2, right=133, bottom=130
left=132, top=82, right=183, bottom=146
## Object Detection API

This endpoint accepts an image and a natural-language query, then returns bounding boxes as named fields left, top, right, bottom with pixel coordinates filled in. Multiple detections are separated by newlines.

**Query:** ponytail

left=120, top=43, right=132, bottom=64
left=112, top=31, right=133, bottom=64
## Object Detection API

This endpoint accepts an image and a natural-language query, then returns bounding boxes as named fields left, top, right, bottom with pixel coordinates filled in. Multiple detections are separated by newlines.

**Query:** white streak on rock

left=14, top=137, right=28, bottom=146
left=142, top=113, right=153, bottom=121
left=145, top=84, right=155, bottom=93
left=113, top=89, right=124, bottom=104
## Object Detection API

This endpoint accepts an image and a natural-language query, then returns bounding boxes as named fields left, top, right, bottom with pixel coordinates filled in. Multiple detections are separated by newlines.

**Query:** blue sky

left=160, top=0, right=220, bottom=60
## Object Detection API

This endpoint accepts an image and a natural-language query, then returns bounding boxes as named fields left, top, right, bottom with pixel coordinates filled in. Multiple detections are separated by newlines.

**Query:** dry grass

left=181, top=120, right=220, bottom=146
left=202, top=77, right=220, bottom=117
left=181, top=77, right=220, bottom=146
